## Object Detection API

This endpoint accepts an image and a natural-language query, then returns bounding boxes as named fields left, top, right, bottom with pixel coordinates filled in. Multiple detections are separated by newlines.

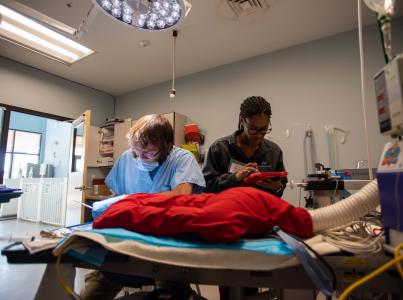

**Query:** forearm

left=205, top=173, right=240, bottom=193
left=159, top=182, right=193, bottom=196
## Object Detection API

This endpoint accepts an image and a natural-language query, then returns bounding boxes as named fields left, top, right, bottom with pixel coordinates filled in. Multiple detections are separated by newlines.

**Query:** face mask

left=136, top=158, right=159, bottom=172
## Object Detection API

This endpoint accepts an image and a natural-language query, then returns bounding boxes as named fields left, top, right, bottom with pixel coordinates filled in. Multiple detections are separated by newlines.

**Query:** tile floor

left=0, top=219, right=59, bottom=300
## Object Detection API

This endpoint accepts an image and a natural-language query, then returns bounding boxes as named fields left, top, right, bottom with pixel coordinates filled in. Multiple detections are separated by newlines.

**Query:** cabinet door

left=87, top=126, right=100, bottom=167
left=162, top=112, right=174, bottom=126
left=173, top=112, right=187, bottom=146
left=113, top=119, right=132, bottom=161
left=162, top=112, right=187, bottom=146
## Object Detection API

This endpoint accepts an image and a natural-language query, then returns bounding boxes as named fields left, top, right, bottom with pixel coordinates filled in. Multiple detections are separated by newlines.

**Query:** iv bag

left=364, top=0, right=395, bottom=15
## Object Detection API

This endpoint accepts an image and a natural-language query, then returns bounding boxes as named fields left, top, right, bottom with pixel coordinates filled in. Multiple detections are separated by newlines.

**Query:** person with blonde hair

left=81, top=114, right=205, bottom=300
left=106, top=114, right=205, bottom=196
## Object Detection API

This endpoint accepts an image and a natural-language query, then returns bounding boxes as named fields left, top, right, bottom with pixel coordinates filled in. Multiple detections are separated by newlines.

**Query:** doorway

left=0, top=104, right=72, bottom=223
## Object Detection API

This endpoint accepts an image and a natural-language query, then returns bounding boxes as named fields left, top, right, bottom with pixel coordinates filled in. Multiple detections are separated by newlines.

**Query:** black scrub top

left=202, top=130, right=287, bottom=197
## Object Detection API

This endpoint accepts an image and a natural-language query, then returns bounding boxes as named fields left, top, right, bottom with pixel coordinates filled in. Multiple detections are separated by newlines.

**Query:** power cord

left=395, top=243, right=403, bottom=278
left=339, top=243, right=403, bottom=300
left=295, top=236, right=337, bottom=292
left=274, top=227, right=337, bottom=294
left=322, top=219, right=384, bottom=254
left=56, top=254, right=81, bottom=300
left=331, top=179, right=339, bottom=204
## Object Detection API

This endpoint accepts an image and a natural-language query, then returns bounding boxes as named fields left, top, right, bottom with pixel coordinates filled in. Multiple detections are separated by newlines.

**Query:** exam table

left=2, top=227, right=403, bottom=300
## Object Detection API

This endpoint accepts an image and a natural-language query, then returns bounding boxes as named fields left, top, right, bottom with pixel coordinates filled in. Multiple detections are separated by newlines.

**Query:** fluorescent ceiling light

left=0, top=4, right=94, bottom=65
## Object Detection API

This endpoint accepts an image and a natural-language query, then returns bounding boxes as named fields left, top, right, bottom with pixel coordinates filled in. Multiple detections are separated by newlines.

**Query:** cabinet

left=162, top=112, right=187, bottom=146
left=87, top=113, right=187, bottom=167
left=87, top=126, right=100, bottom=167
left=113, top=120, right=132, bottom=161
left=87, top=119, right=132, bottom=167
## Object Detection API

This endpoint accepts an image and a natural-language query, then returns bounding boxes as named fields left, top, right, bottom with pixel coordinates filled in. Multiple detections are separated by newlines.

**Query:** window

left=5, top=130, right=41, bottom=178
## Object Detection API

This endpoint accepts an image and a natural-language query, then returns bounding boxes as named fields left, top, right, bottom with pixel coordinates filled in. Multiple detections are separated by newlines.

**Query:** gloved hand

left=92, top=194, right=126, bottom=219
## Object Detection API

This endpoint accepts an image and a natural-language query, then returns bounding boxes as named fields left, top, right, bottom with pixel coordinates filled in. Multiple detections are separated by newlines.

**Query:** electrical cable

left=56, top=254, right=81, bottom=300
left=273, top=226, right=336, bottom=296
left=331, top=179, right=339, bottom=204
left=394, top=243, right=403, bottom=278
left=394, top=169, right=401, bottom=234
left=357, top=0, right=374, bottom=180
left=297, top=238, right=337, bottom=292
left=322, top=220, right=384, bottom=254
left=338, top=243, right=403, bottom=300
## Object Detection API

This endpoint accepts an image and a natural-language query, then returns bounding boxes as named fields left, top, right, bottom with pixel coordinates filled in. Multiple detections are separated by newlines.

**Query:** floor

left=0, top=218, right=59, bottom=300
left=0, top=218, right=220, bottom=300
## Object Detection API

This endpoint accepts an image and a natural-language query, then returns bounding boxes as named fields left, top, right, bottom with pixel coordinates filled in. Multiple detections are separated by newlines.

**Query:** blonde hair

left=127, top=114, right=174, bottom=162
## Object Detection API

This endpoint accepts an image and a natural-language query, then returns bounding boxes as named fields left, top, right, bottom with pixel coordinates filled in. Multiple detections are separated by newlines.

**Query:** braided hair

left=238, top=96, right=272, bottom=130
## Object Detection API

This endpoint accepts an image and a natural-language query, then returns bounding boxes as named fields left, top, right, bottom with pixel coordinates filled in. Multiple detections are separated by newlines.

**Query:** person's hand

left=255, top=180, right=283, bottom=192
left=234, top=163, right=258, bottom=182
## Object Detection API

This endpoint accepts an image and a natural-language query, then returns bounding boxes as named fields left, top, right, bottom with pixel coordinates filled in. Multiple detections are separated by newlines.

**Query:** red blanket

left=93, top=187, right=313, bottom=242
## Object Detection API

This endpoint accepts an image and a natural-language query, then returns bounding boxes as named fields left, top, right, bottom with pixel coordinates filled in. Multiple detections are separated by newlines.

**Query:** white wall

left=0, top=57, right=114, bottom=126
left=115, top=18, right=403, bottom=204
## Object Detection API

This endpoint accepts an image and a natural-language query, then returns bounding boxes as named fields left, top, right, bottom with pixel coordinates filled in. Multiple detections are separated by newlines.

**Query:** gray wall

left=115, top=18, right=403, bottom=204
left=0, top=57, right=114, bottom=126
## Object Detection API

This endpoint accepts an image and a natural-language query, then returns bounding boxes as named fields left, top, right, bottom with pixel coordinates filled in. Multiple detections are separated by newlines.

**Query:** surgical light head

left=95, top=0, right=189, bottom=31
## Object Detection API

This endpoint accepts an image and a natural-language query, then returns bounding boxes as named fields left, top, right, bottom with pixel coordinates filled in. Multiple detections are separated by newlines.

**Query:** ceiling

left=0, top=0, right=401, bottom=96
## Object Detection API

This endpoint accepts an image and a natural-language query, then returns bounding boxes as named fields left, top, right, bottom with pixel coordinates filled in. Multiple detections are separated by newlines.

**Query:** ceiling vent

left=226, top=0, right=269, bottom=17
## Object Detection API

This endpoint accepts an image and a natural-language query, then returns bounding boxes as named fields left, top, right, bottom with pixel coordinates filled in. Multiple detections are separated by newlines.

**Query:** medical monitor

left=374, top=53, right=403, bottom=136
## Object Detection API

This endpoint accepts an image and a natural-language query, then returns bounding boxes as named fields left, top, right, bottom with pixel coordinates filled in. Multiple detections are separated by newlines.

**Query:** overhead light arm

left=170, top=30, right=178, bottom=99
left=75, top=4, right=99, bottom=40
left=184, top=0, right=192, bottom=17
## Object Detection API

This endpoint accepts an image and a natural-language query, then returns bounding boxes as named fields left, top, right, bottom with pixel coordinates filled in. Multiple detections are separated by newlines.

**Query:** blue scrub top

left=106, top=146, right=205, bottom=195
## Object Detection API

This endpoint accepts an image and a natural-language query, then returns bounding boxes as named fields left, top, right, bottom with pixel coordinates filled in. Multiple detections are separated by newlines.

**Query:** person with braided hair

left=203, top=96, right=287, bottom=197
left=203, top=96, right=287, bottom=299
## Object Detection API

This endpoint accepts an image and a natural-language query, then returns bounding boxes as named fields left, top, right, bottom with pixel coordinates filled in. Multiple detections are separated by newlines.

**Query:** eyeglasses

left=132, top=147, right=160, bottom=159
left=243, top=120, right=272, bottom=135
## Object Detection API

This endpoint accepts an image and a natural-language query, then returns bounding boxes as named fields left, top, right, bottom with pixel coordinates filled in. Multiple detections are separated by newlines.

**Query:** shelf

left=95, top=161, right=113, bottom=167
left=100, top=138, right=114, bottom=143
left=100, top=124, right=115, bottom=129
left=86, top=194, right=111, bottom=201
left=99, top=151, right=113, bottom=155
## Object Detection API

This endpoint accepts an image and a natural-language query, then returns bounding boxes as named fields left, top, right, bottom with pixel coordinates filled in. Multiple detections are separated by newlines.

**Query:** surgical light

left=0, top=3, right=94, bottom=65
left=94, top=0, right=189, bottom=31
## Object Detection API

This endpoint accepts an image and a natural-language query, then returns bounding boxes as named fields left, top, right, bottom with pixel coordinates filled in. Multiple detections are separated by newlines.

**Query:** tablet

left=242, top=171, right=288, bottom=185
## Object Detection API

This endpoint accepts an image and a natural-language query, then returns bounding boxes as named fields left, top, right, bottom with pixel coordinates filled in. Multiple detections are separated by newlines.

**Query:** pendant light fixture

left=169, top=30, right=177, bottom=99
